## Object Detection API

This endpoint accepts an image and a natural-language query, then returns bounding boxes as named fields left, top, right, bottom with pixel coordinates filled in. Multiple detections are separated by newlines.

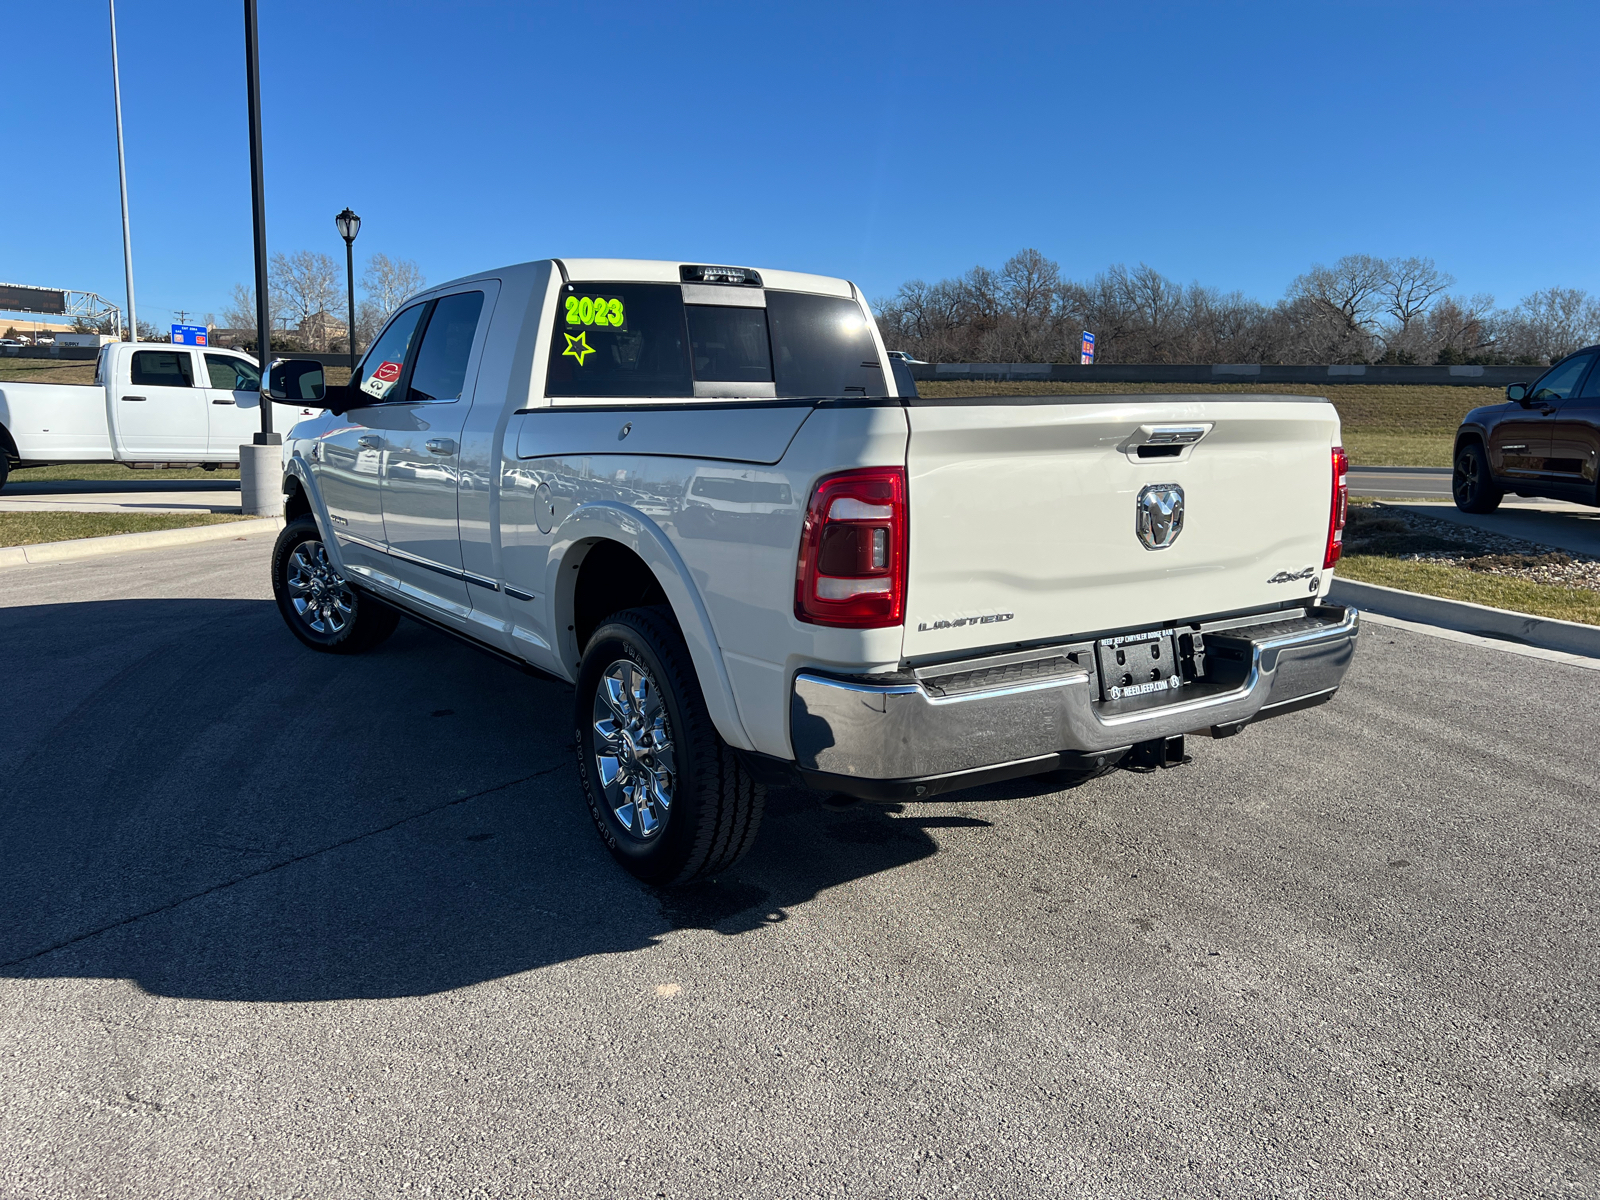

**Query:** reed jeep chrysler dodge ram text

left=265, top=258, right=1359, bottom=885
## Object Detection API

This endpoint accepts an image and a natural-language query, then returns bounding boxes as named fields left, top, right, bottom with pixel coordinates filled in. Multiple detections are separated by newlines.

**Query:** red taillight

left=1325, top=445, right=1349, bottom=569
left=795, top=466, right=907, bottom=628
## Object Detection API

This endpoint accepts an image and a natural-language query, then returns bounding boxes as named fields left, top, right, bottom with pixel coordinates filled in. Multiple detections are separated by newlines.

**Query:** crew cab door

left=1492, top=352, right=1594, bottom=478
left=1546, top=355, right=1600, bottom=486
left=377, top=285, right=493, bottom=615
left=202, top=352, right=263, bottom=456
left=311, top=302, right=428, bottom=572
left=112, top=348, right=208, bottom=459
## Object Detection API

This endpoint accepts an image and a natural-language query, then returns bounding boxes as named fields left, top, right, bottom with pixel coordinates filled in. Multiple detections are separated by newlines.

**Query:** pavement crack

left=0, top=763, right=570, bottom=970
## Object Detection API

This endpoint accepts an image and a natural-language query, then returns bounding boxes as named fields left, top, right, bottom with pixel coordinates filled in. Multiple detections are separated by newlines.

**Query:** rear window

left=130, top=350, right=193, bottom=387
left=544, top=283, right=886, bottom=399
left=768, top=292, right=887, bottom=399
left=545, top=282, right=691, bottom=398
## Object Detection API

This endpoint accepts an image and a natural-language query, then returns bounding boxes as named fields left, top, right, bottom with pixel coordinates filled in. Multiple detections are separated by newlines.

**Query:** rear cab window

left=130, top=350, right=194, bottom=387
left=545, top=276, right=888, bottom=402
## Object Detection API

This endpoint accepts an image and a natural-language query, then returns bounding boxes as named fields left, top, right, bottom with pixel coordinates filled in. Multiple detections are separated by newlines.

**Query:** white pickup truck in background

left=265, top=258, right=1358, bottom=887
left=0, top=342, right=316, bottom=488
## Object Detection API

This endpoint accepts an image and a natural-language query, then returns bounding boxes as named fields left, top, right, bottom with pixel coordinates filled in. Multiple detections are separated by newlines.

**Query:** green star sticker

left=563, top=331, right=594, bottom=365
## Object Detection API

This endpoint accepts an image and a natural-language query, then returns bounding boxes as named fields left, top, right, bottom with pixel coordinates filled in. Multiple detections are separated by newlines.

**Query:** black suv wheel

left=271, top=516, right=400, bottom=654
left=1453, top=441, right=1503, bottom=514
left=575, top=606, right=764, bottom=885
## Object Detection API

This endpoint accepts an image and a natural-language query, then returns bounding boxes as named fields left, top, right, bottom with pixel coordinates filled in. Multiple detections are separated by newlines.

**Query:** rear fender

left=549, top=503, right=754, bottom=752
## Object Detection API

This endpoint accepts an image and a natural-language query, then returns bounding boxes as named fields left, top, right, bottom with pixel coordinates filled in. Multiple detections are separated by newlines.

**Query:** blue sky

left=3, top=0, right=1596, bottom=330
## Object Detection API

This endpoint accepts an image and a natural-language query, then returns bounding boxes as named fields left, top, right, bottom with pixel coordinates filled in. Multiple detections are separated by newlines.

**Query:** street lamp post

left=238, top=0, right=280, bottom=518
left=335, top=208, right=360, bottom=373
left=108, top=0, right=136, bottom=343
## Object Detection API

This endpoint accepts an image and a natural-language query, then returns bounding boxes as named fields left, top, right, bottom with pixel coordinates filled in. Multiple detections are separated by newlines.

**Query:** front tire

left=271, top=515, right=400, bottom=654
left=1453, top=441, right=1503, bottom=513
left=575, top=607, right=765, bottom=885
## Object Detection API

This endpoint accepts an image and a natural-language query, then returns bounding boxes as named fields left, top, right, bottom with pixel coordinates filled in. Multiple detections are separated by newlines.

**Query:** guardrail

left=908, top=362, right=1533, bottom=387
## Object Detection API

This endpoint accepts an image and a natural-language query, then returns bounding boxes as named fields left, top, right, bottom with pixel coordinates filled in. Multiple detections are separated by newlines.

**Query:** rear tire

left=271, top=515, right=400, bottom=654
left=1453, top=441, right=1503, bottom=513
left=575, top=606, right=765, bottom=885
left=0, top=454, right=10, bottom=492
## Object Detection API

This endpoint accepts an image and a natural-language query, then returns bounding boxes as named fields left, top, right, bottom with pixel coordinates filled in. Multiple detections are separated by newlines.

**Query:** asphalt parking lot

left=1, top=533, right=1597, bottom=1198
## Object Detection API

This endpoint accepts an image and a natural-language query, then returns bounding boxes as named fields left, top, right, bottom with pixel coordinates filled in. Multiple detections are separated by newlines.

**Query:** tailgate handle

left=1142, top=425, right=1209, bottom=445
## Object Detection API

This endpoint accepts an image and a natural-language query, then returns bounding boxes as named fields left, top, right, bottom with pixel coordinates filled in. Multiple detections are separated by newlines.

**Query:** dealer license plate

left=1096, top=629, right=1182, bottom=701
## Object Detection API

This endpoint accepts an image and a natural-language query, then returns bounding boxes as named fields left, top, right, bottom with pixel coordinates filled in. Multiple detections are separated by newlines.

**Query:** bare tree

left=1500, top=287, right=1600, bottom=363
left=223, top=281, right=287, bottom=346
left=269, top=251, right=345, bottom=351
left=1284, top=254, right=1389, bottom=362
left=355, top=253, right=427, bottom=349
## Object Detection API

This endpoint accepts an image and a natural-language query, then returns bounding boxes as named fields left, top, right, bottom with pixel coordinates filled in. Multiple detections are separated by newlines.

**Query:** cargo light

left=1324, top=445, right=1349, bottom=569
left=795, top=467, right=907, bottom=628
left=680, top=264, right=763, bottom=286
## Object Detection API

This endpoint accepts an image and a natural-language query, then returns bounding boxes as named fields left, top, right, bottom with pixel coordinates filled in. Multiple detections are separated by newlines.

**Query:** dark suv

left=1453, top=347, right=1600, bottom=512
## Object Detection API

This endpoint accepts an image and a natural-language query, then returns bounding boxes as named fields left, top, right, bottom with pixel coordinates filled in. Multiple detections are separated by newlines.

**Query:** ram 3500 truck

left=0, top=342, right=316, bottom=487
left=267, top=259, right=1358, bottom=885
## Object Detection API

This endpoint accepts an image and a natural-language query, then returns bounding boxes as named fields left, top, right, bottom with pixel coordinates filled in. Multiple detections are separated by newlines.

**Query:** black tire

left=1453, top=440, right=1503, bottom=513
left=575, top=606, right=765, bottom=885
left=0, top=454, right=10, bottom=492
left=271, top=515, right=400, bottom=654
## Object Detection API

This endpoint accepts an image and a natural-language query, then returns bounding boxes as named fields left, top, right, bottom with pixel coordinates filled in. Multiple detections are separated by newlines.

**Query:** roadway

left=1, top=534, right=1598, bottom=1196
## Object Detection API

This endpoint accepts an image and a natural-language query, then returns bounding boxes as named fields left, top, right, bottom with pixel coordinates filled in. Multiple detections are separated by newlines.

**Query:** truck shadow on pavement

left=0, top=598, right=975, bottom=1002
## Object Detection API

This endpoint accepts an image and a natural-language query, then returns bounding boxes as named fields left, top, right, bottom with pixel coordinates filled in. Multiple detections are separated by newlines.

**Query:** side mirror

left=267, top=358, right=327, bottom=403
left=1506, top=383, right=1529, bottom=405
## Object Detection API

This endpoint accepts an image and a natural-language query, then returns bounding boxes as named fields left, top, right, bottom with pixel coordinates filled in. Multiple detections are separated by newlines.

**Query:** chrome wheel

left=592, top=658, right=676, bottom=840
left=284, top=538, right=355, bottom=635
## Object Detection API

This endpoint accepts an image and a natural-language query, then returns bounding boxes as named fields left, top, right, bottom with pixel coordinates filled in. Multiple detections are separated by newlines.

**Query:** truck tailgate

left=901, top=395, right=1339, bottom=659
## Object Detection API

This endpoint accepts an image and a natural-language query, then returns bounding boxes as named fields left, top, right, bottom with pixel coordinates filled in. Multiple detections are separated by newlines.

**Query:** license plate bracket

left=1096, top=629, right=1182, bottom=702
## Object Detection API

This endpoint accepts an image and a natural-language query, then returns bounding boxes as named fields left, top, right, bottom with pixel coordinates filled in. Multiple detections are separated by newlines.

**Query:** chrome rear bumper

left=790, top=604, right=1358, bottom=799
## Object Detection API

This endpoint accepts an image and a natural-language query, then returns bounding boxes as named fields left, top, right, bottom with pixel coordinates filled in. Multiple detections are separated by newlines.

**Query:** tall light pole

left=335, top=208, right=361, bottom=372
left=244, top=0, right=274, bottom=442
left=237, top=0, right=281, bottom=518
left=108, top=0, right=136, bottom=343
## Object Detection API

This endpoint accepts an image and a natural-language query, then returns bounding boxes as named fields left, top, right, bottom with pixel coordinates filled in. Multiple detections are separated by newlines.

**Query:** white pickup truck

left=266, top=258, right=1358, bottom=885
left=0, top=342, right=316, bottom=487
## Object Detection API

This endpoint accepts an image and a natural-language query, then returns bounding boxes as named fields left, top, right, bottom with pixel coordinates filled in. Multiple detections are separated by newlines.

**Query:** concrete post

left=238, top=439, right=283, bottom=517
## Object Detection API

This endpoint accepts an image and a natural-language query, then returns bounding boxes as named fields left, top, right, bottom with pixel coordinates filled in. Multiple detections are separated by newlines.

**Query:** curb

left=1330, top=577, right=1600, bottom=659
left=0, top=516, right=284, bottom=567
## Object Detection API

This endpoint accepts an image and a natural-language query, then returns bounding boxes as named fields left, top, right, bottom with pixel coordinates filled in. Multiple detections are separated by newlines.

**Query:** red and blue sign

left=1080, top=331, right=1095, bottom=365
left=171, top=323, right=208, bottom=346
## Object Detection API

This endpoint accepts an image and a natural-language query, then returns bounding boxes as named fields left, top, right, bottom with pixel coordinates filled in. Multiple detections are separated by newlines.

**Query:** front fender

left=282, top=453, right=351, bottom=578
left=547, top=502, right=754, bottom=753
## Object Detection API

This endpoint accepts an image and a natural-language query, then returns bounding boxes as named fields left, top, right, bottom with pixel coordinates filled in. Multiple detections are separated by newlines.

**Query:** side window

left=766, top=292, right=887, bottom=399
left=407, top=291, right=485, bottom=403
left=1576, top=356, right=1600, bottom=399
left=686, top=305, right=773, bottom=383
left=545, top=282, right=691, bottom=398
left=353, top=303, right=427, bottom=403
left=204, top=354, right=260, bottom=391
left=1529, top=352, right=1595, bottom=403
left=130, top=350, right=194, bottom=387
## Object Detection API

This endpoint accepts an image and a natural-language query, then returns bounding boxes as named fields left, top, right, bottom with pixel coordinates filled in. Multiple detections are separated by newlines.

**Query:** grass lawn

left=0, top=511, right=254, bottom=548
left=913, top=380, right=1504, bottom=468
left=11, top=463, right=240, bottom=483
left=1337, top=554, right=1600, bottom=626
left=0, top=357, right=99, bottom=384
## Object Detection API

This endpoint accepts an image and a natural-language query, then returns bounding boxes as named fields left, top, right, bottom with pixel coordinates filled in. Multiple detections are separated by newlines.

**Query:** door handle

left=358, top=434, right=383, bottom=449
left=424, top=438, right=457, bottom=455
left=211, top=398, right=236, bottom=405
left=122, top=395, right=146, bottom=402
